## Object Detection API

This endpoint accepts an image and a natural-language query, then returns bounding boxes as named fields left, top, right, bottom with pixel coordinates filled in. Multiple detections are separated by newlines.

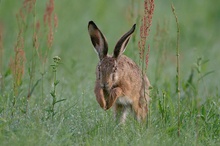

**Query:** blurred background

left=1, top=0, right=219, bottom=92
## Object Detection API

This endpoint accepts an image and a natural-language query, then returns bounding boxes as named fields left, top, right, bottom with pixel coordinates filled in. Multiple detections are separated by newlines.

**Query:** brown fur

left=88, top=21, right=151, bottom=123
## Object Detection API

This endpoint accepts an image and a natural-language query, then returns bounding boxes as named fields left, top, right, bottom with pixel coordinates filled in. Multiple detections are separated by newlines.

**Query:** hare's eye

left=112, top=73, right=115, bottom=81
left=98, top=65, right=102, bottom=79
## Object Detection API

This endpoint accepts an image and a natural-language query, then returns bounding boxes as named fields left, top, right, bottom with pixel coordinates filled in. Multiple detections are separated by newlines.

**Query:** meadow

left=0, top=0, right=219, bottom=145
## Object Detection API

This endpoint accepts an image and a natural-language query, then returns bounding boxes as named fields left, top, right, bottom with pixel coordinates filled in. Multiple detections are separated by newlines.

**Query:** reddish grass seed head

left=138, top=0, right=154, bottom=67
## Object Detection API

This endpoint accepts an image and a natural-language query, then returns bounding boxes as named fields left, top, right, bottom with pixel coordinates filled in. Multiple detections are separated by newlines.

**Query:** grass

left=0, top=0, right=220, bottom=145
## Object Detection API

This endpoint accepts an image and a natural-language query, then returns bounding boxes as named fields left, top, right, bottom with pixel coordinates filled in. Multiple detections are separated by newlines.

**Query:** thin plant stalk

left=0, top=24, right=3, bottom=94
left=38, top=0, right=57, bottom=100
left=171, top=3, right=181, bottom=137
left=50, top=56, right=65, bottom=119
left=138, top=0, right=154, bottom=127
left=27, top=0, right=37, bottom=100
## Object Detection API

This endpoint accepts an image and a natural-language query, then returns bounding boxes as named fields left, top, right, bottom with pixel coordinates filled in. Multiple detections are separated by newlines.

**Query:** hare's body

left=89, top=21, right=150, bottom=123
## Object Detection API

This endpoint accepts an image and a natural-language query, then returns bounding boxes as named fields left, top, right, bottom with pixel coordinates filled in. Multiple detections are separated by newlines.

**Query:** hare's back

left=118, top=55, right=142, bottom=75
left=117, top=55, right=143, bottom=85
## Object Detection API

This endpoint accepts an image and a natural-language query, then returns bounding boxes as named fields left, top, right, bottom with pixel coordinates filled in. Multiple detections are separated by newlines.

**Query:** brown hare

left=88, top=21, right=151, bottom=123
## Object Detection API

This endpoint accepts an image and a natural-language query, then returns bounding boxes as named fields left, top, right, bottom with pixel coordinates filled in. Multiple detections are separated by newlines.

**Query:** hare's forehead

left=99, top=57, right=116, bottom=68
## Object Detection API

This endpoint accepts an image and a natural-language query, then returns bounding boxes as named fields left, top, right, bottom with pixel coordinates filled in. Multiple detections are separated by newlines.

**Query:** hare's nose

left=101, top=82, right=109, bottom=89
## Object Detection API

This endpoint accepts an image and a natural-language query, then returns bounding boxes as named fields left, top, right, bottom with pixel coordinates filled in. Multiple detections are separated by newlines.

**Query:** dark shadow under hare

left=88, top=21, right=151, bottom=123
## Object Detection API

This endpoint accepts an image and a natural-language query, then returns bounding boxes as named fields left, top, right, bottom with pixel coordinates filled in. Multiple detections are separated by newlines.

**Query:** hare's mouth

left=101, top=84, right=110, bottom=90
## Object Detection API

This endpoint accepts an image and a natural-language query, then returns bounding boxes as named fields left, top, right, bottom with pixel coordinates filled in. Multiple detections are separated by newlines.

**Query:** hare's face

left=98, top=57, right=118, bottom=90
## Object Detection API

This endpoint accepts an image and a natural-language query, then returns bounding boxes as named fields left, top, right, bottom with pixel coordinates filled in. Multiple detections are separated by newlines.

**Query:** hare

left=88, top=21, right=151, bottom=123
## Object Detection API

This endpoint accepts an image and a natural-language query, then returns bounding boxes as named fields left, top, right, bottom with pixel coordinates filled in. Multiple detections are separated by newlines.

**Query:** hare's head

left=88, top=21, right=135, bottom=90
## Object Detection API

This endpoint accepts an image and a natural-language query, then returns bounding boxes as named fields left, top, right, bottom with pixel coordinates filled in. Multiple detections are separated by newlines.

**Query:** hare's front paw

left=110, top=87, right=122, bottom=98
left=106, top=87, right=123, bottom=110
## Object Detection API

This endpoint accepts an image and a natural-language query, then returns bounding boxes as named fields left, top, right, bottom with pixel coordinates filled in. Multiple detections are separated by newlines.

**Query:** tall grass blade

left=171, top=3, right=181, bottom=137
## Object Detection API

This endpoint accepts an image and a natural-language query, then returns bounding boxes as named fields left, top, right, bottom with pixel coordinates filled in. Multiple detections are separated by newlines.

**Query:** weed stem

left=171, top=3, right=181, bottom=137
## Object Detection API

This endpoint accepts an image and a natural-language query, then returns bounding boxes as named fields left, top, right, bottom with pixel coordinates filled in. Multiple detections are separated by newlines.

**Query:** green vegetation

left=0, top=0, right=219, bottom=145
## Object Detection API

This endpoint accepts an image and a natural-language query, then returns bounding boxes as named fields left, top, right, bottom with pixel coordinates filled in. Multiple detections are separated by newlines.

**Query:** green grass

left=0, top=0, right=220, bottom=145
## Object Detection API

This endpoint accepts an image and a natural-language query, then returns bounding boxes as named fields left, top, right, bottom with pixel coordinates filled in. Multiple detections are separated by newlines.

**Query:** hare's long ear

left=113, top=24, right=136, bottom=59
left=88, top=21, right=108, bottom=60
